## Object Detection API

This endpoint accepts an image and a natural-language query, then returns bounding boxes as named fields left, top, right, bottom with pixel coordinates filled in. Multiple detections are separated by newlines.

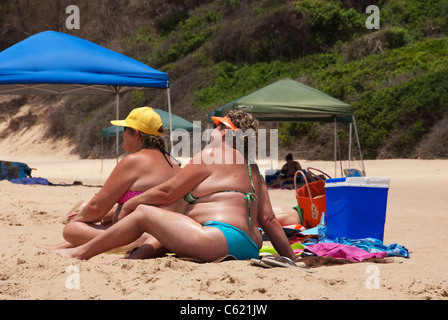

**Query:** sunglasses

left=124, top=127, right=137, bottom=135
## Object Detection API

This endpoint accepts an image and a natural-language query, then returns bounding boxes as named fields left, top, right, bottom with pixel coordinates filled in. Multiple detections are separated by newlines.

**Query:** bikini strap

left=159, top=147, right=180, bottom=168
left=219, top=189, right=257, bottom=227
left=246, top=155, right=264, bottom=182
left=245, top=161, right=260, bottom=226
left=247, top=162, right=256, bottom=193
left=244, top=192, right=257, bottom=226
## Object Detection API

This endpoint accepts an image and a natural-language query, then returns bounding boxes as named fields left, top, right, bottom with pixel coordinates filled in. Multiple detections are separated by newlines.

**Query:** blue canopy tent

left=0, top=31, right=174, bottom=153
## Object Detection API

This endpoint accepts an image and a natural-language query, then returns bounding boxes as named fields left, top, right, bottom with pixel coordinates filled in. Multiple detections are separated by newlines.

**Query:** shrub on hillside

left=357, top=68, right=448, bottom=158
left=415, top=116, right=448, bottom=159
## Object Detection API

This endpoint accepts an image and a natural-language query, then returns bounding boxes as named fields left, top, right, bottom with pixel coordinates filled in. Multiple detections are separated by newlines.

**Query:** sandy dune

left=0, top=129, right=447, bottom=300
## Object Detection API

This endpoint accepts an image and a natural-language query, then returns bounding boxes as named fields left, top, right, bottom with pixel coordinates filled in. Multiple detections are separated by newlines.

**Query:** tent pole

left=334, top=116, right=337, bottom=178
left=115, top=90, right=120, bottom=163
left=338, top=136, right=343, bottom=177
left=352, top=116, right=366, bottom=175
left=100, top=137, right=104, bottom=175
left=166, top=88, right=173, bottom=152
left=348, top=122, right=352, bottom=169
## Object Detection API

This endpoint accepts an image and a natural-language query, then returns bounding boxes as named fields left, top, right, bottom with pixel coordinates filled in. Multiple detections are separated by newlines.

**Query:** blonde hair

left=225, top=109, right=258, bottom=160
left=226, top=109, right=259, bottom=132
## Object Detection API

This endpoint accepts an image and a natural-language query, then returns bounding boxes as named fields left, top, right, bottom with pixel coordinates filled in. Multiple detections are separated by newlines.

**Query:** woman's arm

left=118, top=152, right=210, bottom=220
left=72, top=154, right=141, bottom=223
left=257, top=181, right=295, bottom=260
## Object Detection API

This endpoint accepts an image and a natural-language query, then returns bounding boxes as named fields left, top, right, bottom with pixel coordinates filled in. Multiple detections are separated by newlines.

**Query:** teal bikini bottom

left=203, top=221, right=259, bottom=260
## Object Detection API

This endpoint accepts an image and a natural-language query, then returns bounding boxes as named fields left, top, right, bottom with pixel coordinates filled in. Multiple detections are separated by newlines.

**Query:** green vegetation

left=1, top=0, right=448, bottom=159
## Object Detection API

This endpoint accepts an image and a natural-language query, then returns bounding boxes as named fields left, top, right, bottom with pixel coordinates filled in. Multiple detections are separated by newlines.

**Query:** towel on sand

left=305, top=243, right=388, bottom=262
left=9, top=177, right=51, bottom=185
left=320, top=237, right=410, bottom=258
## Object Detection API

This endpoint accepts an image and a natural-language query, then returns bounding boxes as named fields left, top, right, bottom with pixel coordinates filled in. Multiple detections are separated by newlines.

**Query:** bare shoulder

left=122, top=149, right=160, bottom=164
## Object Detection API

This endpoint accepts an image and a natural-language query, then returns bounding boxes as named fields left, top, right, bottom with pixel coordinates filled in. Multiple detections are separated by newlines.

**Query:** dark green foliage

left=2, top=0, right=448, bottom=158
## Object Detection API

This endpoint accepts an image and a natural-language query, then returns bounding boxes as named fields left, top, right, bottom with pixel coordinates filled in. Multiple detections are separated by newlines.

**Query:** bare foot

left=38, top=241, right=75, bottom=250
left=19, top=235, right=75, bottom=251
left=53, top=247, right=82, bottom=260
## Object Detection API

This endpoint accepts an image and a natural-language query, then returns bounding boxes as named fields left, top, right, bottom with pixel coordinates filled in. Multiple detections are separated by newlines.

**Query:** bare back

left=182, top=146, right=264, bottom=248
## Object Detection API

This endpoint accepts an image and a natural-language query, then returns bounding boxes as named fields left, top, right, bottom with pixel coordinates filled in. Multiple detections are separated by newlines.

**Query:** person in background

left=280, top=153, right=302, bottom=179
left=268, top=153, right=302, bottom=189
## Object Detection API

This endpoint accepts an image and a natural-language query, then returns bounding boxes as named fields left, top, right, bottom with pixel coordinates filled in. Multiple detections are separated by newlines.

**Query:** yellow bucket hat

left=110, top=106, right=163, bottom=136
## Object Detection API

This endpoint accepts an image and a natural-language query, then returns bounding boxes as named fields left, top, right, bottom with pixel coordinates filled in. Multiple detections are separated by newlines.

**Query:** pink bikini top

left=117, top=190, right=144, bottom=204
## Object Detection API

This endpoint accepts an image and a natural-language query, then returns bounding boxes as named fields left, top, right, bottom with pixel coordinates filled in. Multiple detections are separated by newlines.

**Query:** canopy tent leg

left=348, top=122, right=353, bottom=169
left=115, top=90, right=120, bottom=163
left=166, top=88, right=173, bottom=152
left=352, top=115, right=366, bottom=175
left=337, top=136, right=343, bottom=177
left=334, top=117, right=337, bottom=178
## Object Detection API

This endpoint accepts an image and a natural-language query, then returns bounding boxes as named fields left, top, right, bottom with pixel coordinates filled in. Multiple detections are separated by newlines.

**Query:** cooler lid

left=325, top=177, right=390, bottom=188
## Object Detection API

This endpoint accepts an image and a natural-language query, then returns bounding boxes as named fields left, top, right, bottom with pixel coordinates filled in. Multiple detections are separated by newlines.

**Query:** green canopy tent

left=208, top=78, right=365, bottom=177
left=102, top=108, right=199, bottom=137
left=101, top=108, right=199, bottom=160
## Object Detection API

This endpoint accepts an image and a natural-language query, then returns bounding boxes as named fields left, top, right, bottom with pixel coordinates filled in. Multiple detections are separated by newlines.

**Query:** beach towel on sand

left=319, top=237, right=410, bottom=258
left=305, top=243, right=388, bottom=262
left=9, top=177, right=51, bottom=185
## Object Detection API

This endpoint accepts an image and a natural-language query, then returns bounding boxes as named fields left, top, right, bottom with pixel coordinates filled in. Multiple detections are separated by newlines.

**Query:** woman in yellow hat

left=57, top=107, right=183, bottom=251
left=55, top=109, right=294, bottom=262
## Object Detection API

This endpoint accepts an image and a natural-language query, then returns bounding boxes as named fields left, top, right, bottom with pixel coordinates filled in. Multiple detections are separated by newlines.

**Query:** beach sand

left=0, top=143, right=447, bottom=300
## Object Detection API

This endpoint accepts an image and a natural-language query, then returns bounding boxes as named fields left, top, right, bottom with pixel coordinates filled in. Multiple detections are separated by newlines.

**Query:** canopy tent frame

left=209, top=78, right=365, bottom=177
left=0, top=84, right=174, bottom=156
left=0, top=31, right=175, bottom=156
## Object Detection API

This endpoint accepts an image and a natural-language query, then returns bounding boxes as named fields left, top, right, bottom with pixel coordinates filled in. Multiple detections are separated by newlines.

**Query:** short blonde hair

left=226, top=109, right=258, bottom=132
left=225, top=109, right=258, bottom=160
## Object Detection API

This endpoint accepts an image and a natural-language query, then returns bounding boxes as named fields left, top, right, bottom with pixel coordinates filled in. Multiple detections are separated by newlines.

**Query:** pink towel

left=305, top=243, right=388, bottom=262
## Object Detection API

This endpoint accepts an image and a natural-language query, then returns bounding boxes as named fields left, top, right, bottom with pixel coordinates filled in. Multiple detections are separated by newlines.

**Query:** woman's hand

left=117, top=196, right=141, bottom=221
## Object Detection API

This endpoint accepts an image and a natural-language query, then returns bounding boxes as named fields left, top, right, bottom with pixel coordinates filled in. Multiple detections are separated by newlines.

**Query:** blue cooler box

left=324, top=177, right=390, bottom=241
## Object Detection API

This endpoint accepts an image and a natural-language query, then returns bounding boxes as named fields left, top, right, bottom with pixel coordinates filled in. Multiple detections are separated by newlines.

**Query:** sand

left=1, top=142, right=447, bottom=300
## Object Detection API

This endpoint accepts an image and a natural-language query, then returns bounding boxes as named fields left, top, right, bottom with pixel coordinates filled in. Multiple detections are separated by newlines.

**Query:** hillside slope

left=0, top=0, right=447, bottom=159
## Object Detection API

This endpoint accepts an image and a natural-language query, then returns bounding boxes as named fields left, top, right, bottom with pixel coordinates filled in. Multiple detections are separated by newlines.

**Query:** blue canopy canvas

left=0, top=31, right=174, bottom=153
left=0, top=31, right=169, bottom=94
